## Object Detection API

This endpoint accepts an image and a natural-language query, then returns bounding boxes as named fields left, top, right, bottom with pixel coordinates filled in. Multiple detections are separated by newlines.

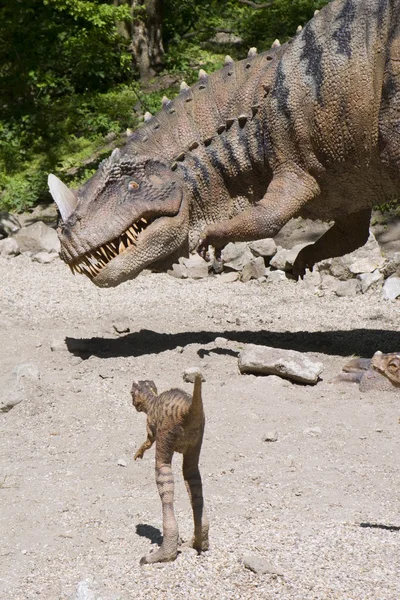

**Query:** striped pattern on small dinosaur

left=131, top=371, right=209, bottom=564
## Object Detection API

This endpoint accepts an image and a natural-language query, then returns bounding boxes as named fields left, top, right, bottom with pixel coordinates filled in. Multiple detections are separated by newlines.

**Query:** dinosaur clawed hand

left=292, top=244, right=316, bottom=280
left=197, top=227, right=223, bottom=263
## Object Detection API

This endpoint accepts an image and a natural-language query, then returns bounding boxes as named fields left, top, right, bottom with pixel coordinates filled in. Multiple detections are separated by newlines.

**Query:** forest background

left=0, top=0, right=327, bottom=213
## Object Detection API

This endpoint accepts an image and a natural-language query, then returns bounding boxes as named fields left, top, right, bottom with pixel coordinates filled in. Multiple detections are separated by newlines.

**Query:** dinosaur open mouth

left=69, top=217, right=153, bottom=279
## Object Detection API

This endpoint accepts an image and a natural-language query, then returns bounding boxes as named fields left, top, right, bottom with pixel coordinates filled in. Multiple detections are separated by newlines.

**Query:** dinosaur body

left=131, top=371, right=209, bottom=564
left=49, top=0, right=400, bottom=287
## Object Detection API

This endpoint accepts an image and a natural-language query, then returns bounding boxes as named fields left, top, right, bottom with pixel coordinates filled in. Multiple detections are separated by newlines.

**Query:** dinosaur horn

left=144, top=111, right=152, bottom=121
left=314, top=9, right=319, bottom=15
left=48, top=174, right=78, bottom=222
left=162, top=95, right=170, bottom=107
left=224, top=55, right=234, bottom=66
left=248, top=47, right=257, bottom=57
left=180, top=81, right=189, bottom=91
left=271, top=39, right=281, bottom=48
left=296, top=25, right=303, bottom=32
left=198, top=69, right=208, bottom=80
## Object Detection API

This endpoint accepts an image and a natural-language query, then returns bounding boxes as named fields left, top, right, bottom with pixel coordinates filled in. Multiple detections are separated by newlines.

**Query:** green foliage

left=0, top=0, right=330, bottom=213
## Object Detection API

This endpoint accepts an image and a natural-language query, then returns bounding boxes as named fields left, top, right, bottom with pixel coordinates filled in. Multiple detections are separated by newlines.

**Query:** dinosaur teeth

left=119, top=240, right=126, bottom=254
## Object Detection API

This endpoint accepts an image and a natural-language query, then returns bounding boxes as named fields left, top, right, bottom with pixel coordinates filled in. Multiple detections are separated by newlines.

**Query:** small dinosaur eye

left=128, top=180, right=139, bottom=190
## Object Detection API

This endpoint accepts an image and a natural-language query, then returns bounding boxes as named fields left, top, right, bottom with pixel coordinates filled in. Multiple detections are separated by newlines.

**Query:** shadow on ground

left=136, top=524, right=162, bottom=545
left=65, top=328, right=400, bottom=360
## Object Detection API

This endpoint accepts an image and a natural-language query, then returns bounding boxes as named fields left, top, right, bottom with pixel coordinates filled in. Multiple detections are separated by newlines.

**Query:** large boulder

left=13, top=221, right=60, bottom=255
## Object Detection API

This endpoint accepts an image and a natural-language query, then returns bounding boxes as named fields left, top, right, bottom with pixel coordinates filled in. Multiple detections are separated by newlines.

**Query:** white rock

left=249, top=238, right=277, bottom=258
left=240, top=257, right=266, bottom=282
left=238, top=344, right=323, bottom=384
left=183, top=367, right=205, bottom=383
left=243, top=554, right=283, bottom=576
left=221, top=242, right=253, bottom=271
left=14, top=221, right=60, bottom=255
left=219, top=271, right=239, bottom=283
left=382, top=275, right=400, bottom=300
left=0, top=237, right=20, bottom=257
left=357, top=269, right=384, bottom=294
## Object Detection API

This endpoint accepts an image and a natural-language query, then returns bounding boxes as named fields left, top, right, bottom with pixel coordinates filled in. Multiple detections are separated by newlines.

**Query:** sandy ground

left=0, top=245, right=399, bottom=600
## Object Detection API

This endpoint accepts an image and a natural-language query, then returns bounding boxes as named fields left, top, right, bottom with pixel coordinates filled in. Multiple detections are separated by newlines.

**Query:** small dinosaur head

left=370, top=351, right=400, bottom=386
left=131, top=379, right=158, bottom=412
left=49, top=149, right=189, bottom=287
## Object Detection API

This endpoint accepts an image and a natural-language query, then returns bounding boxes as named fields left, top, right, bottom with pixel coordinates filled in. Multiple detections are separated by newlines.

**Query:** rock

left=31, top=251, right=59, bottom=264
left=265, top=268, right=287, bottom=282
left=0, top=363, right=41, bottom=412
left=14, top=221, right=60, bottom=255
left=0, top=212, right=21, bottom=238
left=240, top=257, right=266, bottom=282
left=219, top=271, right=239, bottom=283
left=238, top=344, right=324, bottom=385
left=183, top=367, right=205, bottom=383
left=117, top=458, right=127, bottom=467
left=168, top=262, right=188, bottom=279
left=180, top=254, right=209, bottom=279
left=318, top=232, right=385, bottom=280
left=243, top=554, right=283, bottom=576
left=269, top=244, right=307, bottom=272
left=334, top=279, right=361, bottom=297
left=382, top=275, right=400, bottom=300
left=357, top=269, right=384, bottom=294
left=221, top=242, right=253, bottom=271
left=214, top=337, right=229, bottom=347
left=73, top=579, right=96, bottom=600
left=303, top=426, right=322, bottom=437
left=262, top=431, right=279, bottom=442
left=249, top=238, right=277, bottom=259
left=0, top=237, right=20, bottom=257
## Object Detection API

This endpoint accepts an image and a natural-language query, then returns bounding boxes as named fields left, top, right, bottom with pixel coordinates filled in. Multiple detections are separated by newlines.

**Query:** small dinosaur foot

left=139, top=546, right=178, bottom=565
left=292, top=245, right=315, bottom=280
left=197, top=226, right=224, bottom=262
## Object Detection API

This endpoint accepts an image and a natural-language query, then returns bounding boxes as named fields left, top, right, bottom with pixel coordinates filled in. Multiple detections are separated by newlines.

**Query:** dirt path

left=1, top=254, right=399, bottom=600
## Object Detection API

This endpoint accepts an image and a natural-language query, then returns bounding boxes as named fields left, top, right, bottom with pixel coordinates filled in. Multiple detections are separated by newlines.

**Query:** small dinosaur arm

left=131, top=372, right=209, bottom=564
left=48, top=0, right=400, bottom=288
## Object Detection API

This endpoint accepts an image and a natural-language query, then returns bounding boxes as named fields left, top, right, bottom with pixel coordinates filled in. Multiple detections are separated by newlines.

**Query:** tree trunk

left=130, top=0, right=165, bottom=82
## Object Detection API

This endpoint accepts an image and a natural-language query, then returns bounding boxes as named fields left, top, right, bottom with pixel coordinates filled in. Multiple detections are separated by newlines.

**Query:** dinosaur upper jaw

left=64, top=208, right=190, bottom=288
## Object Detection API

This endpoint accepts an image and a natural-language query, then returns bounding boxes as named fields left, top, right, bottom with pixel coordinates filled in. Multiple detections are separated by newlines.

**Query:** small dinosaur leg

left=292, top=208, right=371, bottom=279
left=197, top=164, right=320, bottom=259
left=140, top=438, right=179, bottom=565
left=182, top=443, right=209, bottom=553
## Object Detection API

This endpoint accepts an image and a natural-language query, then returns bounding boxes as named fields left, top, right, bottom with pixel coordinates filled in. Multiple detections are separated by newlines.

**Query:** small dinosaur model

left=336, top=351, right=400, bottom=392
left=131, top=370, right=209, bottom=564
left=49, top=0, right=400, bottom=288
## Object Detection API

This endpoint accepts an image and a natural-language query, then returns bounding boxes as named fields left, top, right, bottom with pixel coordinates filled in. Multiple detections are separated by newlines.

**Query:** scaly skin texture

left=337, top=351, right=400, bottom=391
left=131, top=372, right=209, bottom=565
left=51, top=0, right=400, bottom=287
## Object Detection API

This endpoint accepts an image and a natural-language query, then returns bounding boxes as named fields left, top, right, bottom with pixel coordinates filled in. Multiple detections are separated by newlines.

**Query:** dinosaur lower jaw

left=67, top=216, right=154, bottom=280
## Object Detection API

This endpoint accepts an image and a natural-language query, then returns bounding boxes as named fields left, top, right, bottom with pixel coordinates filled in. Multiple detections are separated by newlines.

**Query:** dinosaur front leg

left=198, top=165, right=320, bottom=259
left=292, top=208, right=372, bottom=279
left=140, top=441, right=179, bottom=565
left=182, top=443, right=209, bottom=553
left=134, top=437, right=153, bottom=460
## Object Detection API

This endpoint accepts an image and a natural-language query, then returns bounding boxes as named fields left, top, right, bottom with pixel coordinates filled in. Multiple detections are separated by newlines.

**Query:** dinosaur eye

left=128, top=180, right=139, bottom=191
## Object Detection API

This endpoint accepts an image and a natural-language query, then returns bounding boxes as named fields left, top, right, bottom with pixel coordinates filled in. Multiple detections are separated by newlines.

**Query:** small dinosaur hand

left=292, top=244, right=315, bottom=280
left=134, top=449, right=144, bottom=460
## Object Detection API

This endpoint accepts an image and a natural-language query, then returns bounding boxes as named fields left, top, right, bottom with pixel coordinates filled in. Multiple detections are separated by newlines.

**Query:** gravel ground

left=0, top=252, right=399, bottom=600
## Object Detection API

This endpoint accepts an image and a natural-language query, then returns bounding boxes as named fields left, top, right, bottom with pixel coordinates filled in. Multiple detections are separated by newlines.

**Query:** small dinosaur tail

left=188, top=371, right=204, bottom=421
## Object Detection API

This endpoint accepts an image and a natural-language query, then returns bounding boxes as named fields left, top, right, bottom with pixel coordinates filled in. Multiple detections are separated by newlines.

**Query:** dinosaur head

left=370, top=351, right=400, bottom=386
left=131, top=379, right=158, bottom=413
left=49, top=150, right=189, bottom=287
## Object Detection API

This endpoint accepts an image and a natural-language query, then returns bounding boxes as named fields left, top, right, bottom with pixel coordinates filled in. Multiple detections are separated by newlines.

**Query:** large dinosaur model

left=48, top=0, right=400, bottom=287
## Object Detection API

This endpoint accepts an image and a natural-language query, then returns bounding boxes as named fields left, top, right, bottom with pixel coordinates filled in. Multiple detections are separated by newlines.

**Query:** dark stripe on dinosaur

left=179, top=164, right=204, bottom=207
left=191, top=155, right=211, bottom=187
left=270, top=62, right=291, bottom=121
left=376, top=0, right=389, bottom=27
left=300, top=25, right=324, bottom=105
left=221, top=134, right=242, bottom=175
left=332, top=0, right=356, bottom=58
left=207, top=147, right=227, bottom=179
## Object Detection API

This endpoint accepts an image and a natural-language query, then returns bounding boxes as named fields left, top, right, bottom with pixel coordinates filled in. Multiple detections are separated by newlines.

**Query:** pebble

left=243, top=554, right=283, bottom=576
left=262, top=431, right=279, bottom=442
